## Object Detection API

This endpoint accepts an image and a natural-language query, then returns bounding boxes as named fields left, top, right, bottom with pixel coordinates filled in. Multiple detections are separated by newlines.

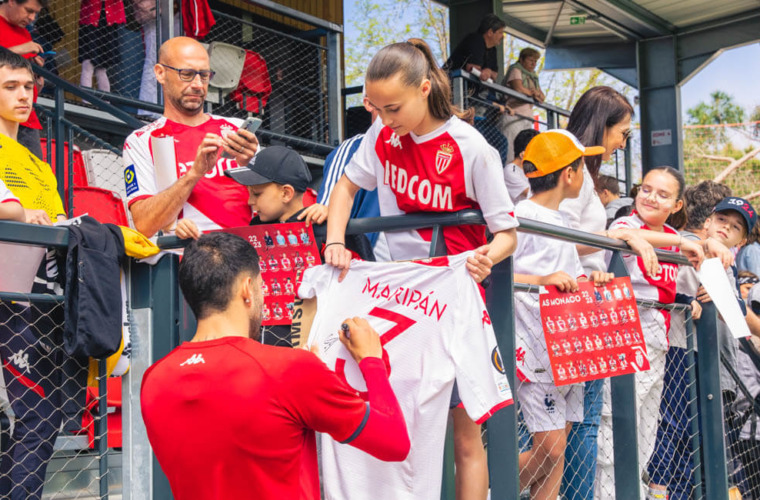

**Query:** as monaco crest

left=435, top=143, right=454, bottom=175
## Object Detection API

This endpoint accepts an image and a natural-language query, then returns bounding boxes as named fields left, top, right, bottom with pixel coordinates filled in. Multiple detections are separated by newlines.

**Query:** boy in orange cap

left=512, top=129, right=613, bottom=499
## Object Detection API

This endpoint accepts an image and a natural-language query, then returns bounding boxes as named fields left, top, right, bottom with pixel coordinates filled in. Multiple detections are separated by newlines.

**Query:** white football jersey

left=299, top=253, right=513, bottom=500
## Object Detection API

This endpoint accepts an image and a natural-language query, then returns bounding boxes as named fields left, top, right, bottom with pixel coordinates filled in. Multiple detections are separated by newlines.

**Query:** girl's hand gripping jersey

left=299, top=252, right=512, bottom=500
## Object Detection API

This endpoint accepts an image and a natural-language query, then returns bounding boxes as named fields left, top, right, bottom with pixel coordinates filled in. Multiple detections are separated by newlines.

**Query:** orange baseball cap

left=523, top=129, right=606, bottom=178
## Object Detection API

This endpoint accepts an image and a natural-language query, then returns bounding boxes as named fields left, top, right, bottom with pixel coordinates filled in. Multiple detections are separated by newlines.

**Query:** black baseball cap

left=225, top=146, right=312, bottom=192
left=713, top=196, right=757, bottom=234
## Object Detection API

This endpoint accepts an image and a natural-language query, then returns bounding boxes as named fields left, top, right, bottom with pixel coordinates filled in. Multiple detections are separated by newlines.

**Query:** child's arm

left=514, top=271, right=579, bottom=292
left=607, top=227, right=705, bottom=269
left=0, top=201, right=24, bottom=222
left=325, top=175, right=361, bottom=280
left=465, top=229, right=517, bottom=283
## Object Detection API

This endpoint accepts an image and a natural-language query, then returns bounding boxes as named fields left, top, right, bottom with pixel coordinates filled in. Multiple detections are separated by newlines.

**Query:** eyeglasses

left=160, top=64, right=215, bottom=83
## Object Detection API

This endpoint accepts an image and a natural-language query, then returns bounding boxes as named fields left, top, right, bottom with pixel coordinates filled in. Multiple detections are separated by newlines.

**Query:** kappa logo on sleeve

left=124, top=165, right=139, bottom=196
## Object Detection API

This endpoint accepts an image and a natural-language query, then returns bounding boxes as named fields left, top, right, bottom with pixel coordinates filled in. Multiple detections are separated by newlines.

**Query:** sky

left=681, top=43, right=760, bottom=119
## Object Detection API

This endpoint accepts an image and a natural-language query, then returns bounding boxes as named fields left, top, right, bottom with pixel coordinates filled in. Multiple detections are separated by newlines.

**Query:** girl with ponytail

left=324, top=38, right=519, bottom=499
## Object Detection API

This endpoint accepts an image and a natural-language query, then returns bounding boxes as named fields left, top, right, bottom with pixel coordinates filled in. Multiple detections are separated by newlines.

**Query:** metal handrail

left=449, top=69, right=571, bottom=118
left=155, top=208, right=691, bottom=267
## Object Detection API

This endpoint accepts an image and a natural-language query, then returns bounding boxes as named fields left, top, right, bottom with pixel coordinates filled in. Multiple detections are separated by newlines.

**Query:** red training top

left=141, top=336, right=409, bottom=500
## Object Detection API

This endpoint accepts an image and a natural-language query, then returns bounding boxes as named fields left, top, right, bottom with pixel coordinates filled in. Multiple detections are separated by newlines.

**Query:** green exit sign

left=570, top=16, right=586, bottom=25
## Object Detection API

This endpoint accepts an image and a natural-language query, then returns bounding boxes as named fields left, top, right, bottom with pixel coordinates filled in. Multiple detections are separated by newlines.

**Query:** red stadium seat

left=40, top=138, right=88, bottom=204
left=81, top=377, right=123, bottom=449
left=229, top=50, right=272, bottom=115
left=71, top=186, right=129, bottom=226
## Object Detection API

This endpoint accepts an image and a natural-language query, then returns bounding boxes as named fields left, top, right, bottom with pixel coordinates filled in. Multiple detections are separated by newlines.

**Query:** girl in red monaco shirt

left=325, top=38, right=518, bottom=500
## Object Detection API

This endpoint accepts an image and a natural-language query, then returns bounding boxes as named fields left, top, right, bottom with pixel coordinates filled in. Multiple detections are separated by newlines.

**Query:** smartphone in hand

left=221, top=117, right=262, bottom=159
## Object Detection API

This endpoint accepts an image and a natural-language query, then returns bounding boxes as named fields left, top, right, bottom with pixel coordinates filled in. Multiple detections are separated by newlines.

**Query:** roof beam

left=575, top=0, right=673, bottom=35
left=544, top=41, right=636, bottom=70
left=501, top=12, right=549, bottom=47
left=564, top=0, right=642, bottom=40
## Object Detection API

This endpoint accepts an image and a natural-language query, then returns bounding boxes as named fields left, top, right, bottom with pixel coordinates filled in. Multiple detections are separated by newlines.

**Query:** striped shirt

left=318, top=134, right=380, bottom=246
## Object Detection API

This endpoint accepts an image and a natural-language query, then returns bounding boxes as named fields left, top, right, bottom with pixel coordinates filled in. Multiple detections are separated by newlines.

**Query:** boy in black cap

left=175, top=146, right=373, bottom=346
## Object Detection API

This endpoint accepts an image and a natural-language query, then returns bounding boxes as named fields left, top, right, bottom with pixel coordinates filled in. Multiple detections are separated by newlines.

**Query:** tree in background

left=683, top=91, right=760, bottom=197
left=686, top=90, right=746, bottom=147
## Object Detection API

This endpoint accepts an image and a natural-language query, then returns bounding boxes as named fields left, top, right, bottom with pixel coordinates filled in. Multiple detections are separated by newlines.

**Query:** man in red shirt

left=140, top=232, right=410, bottom=499
left=0, top=0, right=45, bottom=159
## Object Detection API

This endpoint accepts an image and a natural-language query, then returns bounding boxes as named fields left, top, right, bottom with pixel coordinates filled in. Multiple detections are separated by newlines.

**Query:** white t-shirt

left=606, top=213, right=679, bottom=352
left=513, top=200, right=585, bottom=383
left=0, top=178, right=20, bottom=205
left=503, top=162, right=530, bottom=203
left=344, top=116, right=518, bottom=260
left=299, top=253, right=513, bottom=500
left=559, top=166, right=607, bottom=272
left=123, top=115, right=253, bottom=232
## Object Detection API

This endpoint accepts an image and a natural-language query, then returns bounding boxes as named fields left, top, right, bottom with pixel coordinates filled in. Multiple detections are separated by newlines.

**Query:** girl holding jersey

left=325, top=39, right=518, bottom=500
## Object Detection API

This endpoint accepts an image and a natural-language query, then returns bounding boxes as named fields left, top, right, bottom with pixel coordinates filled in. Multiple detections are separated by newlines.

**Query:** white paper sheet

left=150, top=134, right=178, bottom=231
left=150, top=135, right=178, bottom=191
left=697, top=257, right=751, bottom=339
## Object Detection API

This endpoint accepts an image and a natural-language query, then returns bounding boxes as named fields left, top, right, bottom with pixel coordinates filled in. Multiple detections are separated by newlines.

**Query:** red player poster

left=224, top=223, right=320, bottom=326
left=539, top=276, right=649, bottom=386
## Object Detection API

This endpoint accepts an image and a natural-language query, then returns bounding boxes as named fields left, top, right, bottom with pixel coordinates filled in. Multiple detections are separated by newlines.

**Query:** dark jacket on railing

left=64, top=216, right=125, bottom=358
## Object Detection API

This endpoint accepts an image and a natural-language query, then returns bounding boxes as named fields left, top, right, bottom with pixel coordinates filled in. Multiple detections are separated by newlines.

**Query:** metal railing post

left=486, top=257, right=520, bottom=500
left=127, top=254, right=181, bottom=499
left=452, top=76, right=464, bottom=110
left=97, top=358, right=110, bottom=498
left=326, top=30, right=342, bottom=145
left=607, top=250, right=641, bottom=500
left=684, top=312, right=704, bottom=499
left=695, top=302, right=729, bottom=500
left=54, top=87, right=65, bottom=204
left=624, top=140, right=633, bottom=196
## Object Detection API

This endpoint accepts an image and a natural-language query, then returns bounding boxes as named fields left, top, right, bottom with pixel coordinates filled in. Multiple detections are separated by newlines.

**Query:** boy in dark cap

left=175, top=146, right=372, bottom=346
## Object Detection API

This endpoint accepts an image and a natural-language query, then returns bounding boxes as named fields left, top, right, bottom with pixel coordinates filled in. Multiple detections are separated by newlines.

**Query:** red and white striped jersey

left=608, top=212, right=678, bottom=350
left=299, top=253, right=513, bottom=500
left=344, top=116, right=518, bottom=260
left=123, top=115, right=253, bottom=231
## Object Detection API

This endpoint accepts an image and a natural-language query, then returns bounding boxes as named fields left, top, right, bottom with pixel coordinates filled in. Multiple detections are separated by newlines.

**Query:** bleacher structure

left=1, top=0, right=758, bottom=499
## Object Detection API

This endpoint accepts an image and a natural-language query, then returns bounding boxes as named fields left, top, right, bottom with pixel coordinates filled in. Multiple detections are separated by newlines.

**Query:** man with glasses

left=123, top=36, right=258, bottom=237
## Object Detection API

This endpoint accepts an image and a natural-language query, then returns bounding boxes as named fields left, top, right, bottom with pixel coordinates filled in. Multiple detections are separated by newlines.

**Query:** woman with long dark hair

left=558, top=86, right=635, bottom=500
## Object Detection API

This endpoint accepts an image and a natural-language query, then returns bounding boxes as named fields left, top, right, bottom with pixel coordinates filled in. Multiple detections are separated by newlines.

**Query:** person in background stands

left=444, top=14, right=512, bottom=164
left=596, top=174, right=634, bottom=223
left=503, top=128, right=539, bottom=204
left=0, top=0, right=46, bottom=159
left=499, top=47, right=545, bottom=163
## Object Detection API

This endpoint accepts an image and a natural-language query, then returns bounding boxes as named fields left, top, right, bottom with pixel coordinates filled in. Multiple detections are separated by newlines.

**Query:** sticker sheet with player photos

left=224, top=223, right=320, bottom=326
left=539, top=277, right=650, bottom=386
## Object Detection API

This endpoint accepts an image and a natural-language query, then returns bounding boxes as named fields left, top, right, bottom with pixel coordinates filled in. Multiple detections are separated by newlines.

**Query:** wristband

left=324, top=242, right=346, bottom=251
